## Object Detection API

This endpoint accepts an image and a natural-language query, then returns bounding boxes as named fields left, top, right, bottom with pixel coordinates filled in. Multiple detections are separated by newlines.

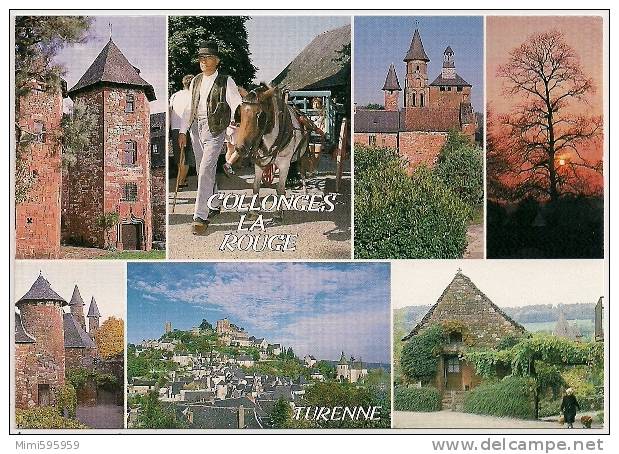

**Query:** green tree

left=270, top=397, right=292, bottom=428
left=354, top=145, right=470, bottom=258
left=360, top=103, right=384, bottom=110
left=167, top=16, right=257, bottom=95
left=400, top=325, right=446, bottom=384
left=96, top=212, right=120, bottom=250
left=198, top=319, right=213, bottom=331
left=136, top=391, right=185, bottom=429
left=61, top=101, right=97, bottom=169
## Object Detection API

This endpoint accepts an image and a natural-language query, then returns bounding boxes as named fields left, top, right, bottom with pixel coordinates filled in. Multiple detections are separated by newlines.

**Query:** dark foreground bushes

left=463, top=376, right=536, bottom=419
left=394, top=386, right=442, bottom=412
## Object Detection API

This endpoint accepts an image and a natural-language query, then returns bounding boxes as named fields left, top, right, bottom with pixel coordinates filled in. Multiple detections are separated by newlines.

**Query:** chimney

left=238, top=405, right=245, bottom=429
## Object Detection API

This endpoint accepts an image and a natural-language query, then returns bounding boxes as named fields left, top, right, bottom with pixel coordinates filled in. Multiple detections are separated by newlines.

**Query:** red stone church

left=354, top=29, right=478, bottom=169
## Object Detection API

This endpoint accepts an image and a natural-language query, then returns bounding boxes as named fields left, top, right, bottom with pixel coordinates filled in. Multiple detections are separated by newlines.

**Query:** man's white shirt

left=169, top=89, right=191, bottom=131
left=179, top=70, right=242, bottom=134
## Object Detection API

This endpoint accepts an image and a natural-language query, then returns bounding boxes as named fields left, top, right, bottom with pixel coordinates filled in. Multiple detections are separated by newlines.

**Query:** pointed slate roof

left=69, top=285, right=85, bottom=307
left=87, top=296, right=101, bottom=318
left=404, top=29, right=430, bottom=62
left=15, top=312, right=36, bottom=343
left=402, top=270, right=525, bottom=342
left=16, top=273, right=67, bottom=306
left=444, top=46, right=454, bottom=54
left=68, top=39, right=156, bottom=101
left=382, top=64, right=402, bottom=91
left=63, top=313, right=96, bottom=348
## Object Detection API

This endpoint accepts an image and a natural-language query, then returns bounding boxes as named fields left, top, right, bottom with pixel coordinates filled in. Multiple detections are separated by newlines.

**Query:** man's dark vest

left=188, top=72, right=231, bottom=137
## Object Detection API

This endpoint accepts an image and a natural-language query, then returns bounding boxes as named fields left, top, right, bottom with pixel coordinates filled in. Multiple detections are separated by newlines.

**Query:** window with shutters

left=369, top=135, right=376, bottom=147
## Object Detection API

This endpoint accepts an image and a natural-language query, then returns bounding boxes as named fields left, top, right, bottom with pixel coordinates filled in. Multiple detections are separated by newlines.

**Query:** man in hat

left=178, top=41, right=243, bottom=235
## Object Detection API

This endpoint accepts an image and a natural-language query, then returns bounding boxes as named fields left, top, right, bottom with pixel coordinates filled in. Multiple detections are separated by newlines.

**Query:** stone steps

left=442, top=390, right=467, bottom=411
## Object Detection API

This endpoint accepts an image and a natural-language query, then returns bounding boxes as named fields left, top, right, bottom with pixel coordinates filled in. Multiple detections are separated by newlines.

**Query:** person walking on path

left=561, top=388, right=580, bottom=428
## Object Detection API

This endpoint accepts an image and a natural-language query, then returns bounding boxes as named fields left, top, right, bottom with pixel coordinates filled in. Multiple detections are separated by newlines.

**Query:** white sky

left=15, top=261, right=125, bottom=319
left=392, top=260, right=605, bottom=309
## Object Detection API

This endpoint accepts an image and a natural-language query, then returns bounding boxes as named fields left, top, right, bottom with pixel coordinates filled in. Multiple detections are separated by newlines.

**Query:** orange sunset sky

left=486, top=16, right=604, bottom=193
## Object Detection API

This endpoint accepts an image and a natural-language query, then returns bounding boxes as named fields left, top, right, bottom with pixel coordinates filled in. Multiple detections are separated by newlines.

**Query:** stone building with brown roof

left=354, top=29, right=478, bottom=170
left=62, top=38, right=155, bottom=251
left=402, top=270, right=526, bottom=394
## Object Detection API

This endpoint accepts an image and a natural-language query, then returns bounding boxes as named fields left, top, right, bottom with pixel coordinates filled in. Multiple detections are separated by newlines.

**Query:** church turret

left=382, top=63, right=402, bottom=111
left=69, top=285, right=86, bottom=331
left=442, top=46, right=456, bottom=79
left=87, top=296, right=101, bottom=337
left=403, top=28, right=429, bottom=108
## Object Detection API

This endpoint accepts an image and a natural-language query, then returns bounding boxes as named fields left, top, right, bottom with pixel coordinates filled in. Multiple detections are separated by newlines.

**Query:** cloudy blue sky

left=54, top=15, right=167, bottom=113
left=354, top=16, right=483, bottom=112
left=127, top=262, right=390, bottom=363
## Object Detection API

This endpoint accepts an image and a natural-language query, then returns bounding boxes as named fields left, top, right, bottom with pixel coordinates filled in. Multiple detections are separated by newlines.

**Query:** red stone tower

left=64, top=38, right=156, bottom=250
left=15, top=312, right=37, bottom=409
left=404, top=29, right=430, bottom=108
left=87, top=296, right=101, bottom=338
left=16, top=273, right=67, bottom=407
left=15, top=80, right=66, bottom=258
left=382, top=64, right=402, bottom=111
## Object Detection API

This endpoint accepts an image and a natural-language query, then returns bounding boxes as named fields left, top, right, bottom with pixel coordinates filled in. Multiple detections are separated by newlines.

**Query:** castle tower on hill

left=63, top=38, right=155, bottom=251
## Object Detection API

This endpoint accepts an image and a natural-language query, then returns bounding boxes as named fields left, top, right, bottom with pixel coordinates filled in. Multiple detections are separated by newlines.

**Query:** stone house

left=354, top=28, right=478, bottom=170
left=62, top=38, right=155, bottom=251
left=402, top=270, right=526, bottom=393
left=15, top=274, right=107, bottom=410
left=336, top=352, right=368, bottom=383
left=15, top=79, right=66, bottom=259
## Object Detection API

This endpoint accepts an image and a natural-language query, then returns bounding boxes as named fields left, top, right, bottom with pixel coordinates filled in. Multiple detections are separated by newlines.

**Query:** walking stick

left=171, top=140, right=186, bottom=213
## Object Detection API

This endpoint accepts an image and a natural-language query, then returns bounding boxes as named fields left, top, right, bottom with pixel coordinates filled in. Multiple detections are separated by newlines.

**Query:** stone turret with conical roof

left=15, top=273, right=67, bottom=406
left=87, top=296, right=101, bottom=337
left=382, top=64, right=401, bottom=111
left=69, top=285, right=86, bottom=331
left=404, top=28, right=429, bottom=108
left=62, top=37, right=154, bottom=252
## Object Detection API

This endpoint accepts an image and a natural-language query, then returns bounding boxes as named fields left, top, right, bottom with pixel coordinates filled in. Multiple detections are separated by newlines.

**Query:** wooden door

left=445, top=355, right=462, bottom=390
left=121, top=224, right=141, bottom=250
left=38, top=384, right=50, bottom=406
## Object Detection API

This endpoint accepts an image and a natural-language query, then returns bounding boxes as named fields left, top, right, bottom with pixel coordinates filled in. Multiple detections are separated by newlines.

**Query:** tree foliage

left=270, top=397, right=293, bottom=429
left=135, top=391, right=185, bottom=429
left=394, top=386, right=442, bottom=412
left=463, top=376, right=537, bottom=419
left=96, top=212, right=120, bottom=250
left=61, top=101, right=97, bottom=169
left=400, top=325, right=446, bottom=384
left=56, top=384, right=77, bottom=418
left=16, top=407, right=88, bottom=429
left=435, top=130, right=484, bottom=208
left=354, top=145, right=470, bottom=258
left=95, top=317, right=125, bottom=359
left=198, top=319, right=213, bottom=331
left=167, top=16, right=257, bottom=94
left=492, top=29, right=602, bottom=202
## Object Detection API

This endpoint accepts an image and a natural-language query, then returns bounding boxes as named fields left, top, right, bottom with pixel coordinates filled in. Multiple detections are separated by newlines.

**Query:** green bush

left=463, top=376, right=536, bottom=419
left=56, top=384, right=77, bottom=418
left=401, top=325, right=446, bottom=383
left=394, top=386, right=442, bottom=412
left=435, top=130, right=484, bottom=208
left=538, top=398, right=562, bottom=418
left=354, top=145, right=470, bottom=259
left=16, top=407, right=88, bottom=429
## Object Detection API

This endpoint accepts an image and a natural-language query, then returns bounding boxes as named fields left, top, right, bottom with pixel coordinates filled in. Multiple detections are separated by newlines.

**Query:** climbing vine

left=400, top=324, right=446, bottom=383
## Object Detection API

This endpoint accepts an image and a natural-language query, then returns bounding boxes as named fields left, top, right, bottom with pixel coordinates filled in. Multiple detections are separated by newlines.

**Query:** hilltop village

left=127, top=318, right=389, bottom=429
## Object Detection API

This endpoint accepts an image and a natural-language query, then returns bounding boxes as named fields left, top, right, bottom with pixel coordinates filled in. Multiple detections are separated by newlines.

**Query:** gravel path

left=168, top=156, right=351, bottom=259
left=393, top=410, right=602, bottom=429
left=464, top=223, right=484, bottom=259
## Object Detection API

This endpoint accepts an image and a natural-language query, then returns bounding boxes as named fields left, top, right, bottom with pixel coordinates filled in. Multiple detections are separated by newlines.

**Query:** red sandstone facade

left=354, top=29, right=478, bottom=171
left=63, top=87, right=153, bottom=250
left=15, top=83, right=64, bottom=259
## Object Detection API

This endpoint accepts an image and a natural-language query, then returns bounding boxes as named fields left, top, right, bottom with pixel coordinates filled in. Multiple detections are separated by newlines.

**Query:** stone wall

left=18, top=302, right=66, bottom=406
left=16, top=87, right=63, bottom=258
left=384, top=91, right=400, bottom=111
left=429, top=85, right=471, bottom=109
left=65, top=347, right=96, bottom=371
left=62, top=90, right=105, bottom=247
left=15, top=343, right=37, bottom=409
left=353, top=133, right=398, bottom=149
left=398, top=131, right=447, bottom=171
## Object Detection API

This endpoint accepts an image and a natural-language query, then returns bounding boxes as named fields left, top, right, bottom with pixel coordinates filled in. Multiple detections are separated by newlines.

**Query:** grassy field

left=523, top=319, right=594, bottom=339
left=96, top=250, right=166, bottom=260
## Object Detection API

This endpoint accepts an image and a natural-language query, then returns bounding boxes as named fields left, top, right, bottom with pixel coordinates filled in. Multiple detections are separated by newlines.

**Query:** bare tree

left=497, top=30, right=602, bottom=202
